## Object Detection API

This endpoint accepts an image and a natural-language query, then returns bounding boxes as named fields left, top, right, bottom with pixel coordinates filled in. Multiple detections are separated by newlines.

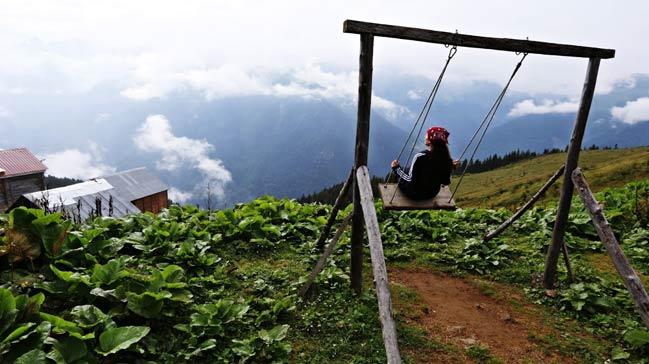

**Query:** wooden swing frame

left=312, top=20, right=615, bottom=363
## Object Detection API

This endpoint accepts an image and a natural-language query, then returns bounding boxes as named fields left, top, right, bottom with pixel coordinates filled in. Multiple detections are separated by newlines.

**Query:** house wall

left=0, top=180, right=7, bottom=211
left=0, top=172, right=45, bottom=211
left=132, top=190, right=168, bottom=214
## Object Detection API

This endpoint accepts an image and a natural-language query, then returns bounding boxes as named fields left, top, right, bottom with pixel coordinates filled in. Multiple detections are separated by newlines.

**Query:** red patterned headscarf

left=426, top=126, right=450, bottom=144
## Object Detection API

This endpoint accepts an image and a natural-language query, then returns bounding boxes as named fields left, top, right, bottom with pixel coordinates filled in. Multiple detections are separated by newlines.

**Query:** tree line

left=45, top=175, right=83, bottom=189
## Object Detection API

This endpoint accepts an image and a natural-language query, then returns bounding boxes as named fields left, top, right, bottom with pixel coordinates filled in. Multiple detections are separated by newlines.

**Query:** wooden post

left=561, top=241, right=575, bottom=283
left=572, top=168, right=649, bottom=328
left=351, top=33, right=374, bottom=294
left=357, top=166, right=402, bottom=364
left=484, top=165, right=565, bottom=242
left=301, top=213, right=352, bottom=298
left=315, top=169, right=353, bottom=250
left=543, top=57, right=601, bottom=289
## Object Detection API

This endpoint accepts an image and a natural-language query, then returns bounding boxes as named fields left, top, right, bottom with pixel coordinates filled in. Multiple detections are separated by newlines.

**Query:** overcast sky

left=2, top=1, right=648, bottom=198
left=1, top=0, right=647, bottom=100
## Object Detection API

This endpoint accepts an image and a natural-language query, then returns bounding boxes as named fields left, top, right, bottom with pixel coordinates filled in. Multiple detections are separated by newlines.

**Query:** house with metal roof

left=0, top=148, right=47, bottom=211
left=102, top=167, right=169, bottom=214
left=12, top=179, right=139, bottom=222
left=9, top=166, right=168, bottom=220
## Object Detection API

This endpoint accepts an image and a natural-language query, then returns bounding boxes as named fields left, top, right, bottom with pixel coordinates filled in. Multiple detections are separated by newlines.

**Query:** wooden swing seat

left=378, top=183, right=456, bottom=211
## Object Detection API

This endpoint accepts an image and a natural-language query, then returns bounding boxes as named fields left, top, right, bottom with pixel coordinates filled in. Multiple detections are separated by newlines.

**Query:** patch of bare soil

left=391, top=267, right=579, bottom=363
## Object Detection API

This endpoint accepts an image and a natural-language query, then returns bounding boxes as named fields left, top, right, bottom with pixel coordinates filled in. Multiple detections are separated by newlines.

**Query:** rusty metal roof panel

left=0, top=148, right=47, bottom=177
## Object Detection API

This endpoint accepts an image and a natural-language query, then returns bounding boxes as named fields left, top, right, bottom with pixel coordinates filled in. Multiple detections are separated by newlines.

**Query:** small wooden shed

left=102, top=167, right=169, bottom=214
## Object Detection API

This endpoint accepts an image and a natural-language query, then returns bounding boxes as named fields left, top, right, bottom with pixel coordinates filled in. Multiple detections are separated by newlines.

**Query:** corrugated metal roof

left=24, top=179, right=113, bottom=205
left=102, top=167, right=168, bottom=202
left=21, top=178, right=140, bottom=221
left=0, top=148, right=47, bottom=178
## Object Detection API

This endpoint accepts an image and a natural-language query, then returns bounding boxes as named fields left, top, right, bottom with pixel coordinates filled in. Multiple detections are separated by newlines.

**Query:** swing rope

left=449, top=52, right=528, bottom=202
left=387, top=44, right=457, bottom=203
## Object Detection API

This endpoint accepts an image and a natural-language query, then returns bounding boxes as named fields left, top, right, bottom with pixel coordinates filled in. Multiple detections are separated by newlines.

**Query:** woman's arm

left=394, top=153, right=425, bottom=182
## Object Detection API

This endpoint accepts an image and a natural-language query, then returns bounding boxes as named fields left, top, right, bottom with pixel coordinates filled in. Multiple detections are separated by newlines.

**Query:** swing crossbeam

left=343, top=20, right=615, bottom=59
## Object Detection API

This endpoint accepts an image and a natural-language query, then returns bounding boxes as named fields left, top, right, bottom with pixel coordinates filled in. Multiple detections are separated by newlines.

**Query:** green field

left=454, top=146, right=649, bottom=208
left=1, top=149, right=649, bottom=363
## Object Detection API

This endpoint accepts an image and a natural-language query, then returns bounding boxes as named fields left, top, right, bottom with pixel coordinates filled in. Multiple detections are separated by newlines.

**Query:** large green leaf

left=70, top=305, right=114, bottom=330
left=161, top=264, right=184, bottom=282
left=91, top=258, right=128, bottom=286
left=0, top=322, right=51, bottom=360
left=39, top=312, right=82, bottom=335
left=126, top=291, right=172, bottom=318
left=32, top=213, right=70, bottom=257
left=86, top=236, right=124, bottom=258
left=46, top=336, right=88, bottom=364
left=184, top=339, right=217, bottom=359
left=0, top=288, right=16, bottom=317
left=0, top=322, right=43, bottom=357
left=1, top=323, right=36, bottom=345
left=49, top=265, right=91, bottom=286
left=259, top=325, right=288, bottom=343
left=611, top=346, right=630, bottom=361
left=97, top=326, right=150, bottom=356
left=78, top=227, right=107, bottom=245
left=231, top=338, right=256, bottom=361
left=9, top=207, right=42, bottom=231
left=624, top=328, right=649, bottom=348
left=22, top=293, right=45, bottom=320
left=0, top=288, right=17, bottom=335
left=89, top=287, right=119, bottom=300
left=15, top=348, right=47, bottom=364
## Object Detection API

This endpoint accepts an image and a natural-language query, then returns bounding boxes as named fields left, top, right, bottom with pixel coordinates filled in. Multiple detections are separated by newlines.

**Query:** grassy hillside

left=454, top=146, right=649, bottom=208
left=1, top=175, right=648, bottom=362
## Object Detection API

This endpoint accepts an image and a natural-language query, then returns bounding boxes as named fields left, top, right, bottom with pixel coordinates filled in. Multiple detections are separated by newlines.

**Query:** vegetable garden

left=1, top=179, right=648, bottom=363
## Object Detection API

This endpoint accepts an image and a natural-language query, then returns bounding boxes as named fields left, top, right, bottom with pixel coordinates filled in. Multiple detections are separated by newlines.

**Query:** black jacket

left=392, top=150, right=452, bottom=200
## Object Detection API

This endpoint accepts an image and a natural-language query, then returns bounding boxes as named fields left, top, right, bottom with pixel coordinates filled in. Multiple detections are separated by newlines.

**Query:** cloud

left=272, top=64, right=407, bottom=118
left=597, top=74, right=639, bottom=94
left=611, top=97, right=649, bottom=124
left=120, top=55, right=272, bottom=101
left=179, top=65, right=269, bottom=100
left=119, top=53, right=188, bottom=100
left=41, top=148, right=116, bottom=179
left=2, top=1, right=649, bottom=98
left=133, top=114, right=232, bottom=197
left=508, top=99, right=579, bottom=118
left=121, top=61, right=410, bottom=120
left=407, top=90, right=422, bottom=100
left=121, top=62, right=268, bottom=101
left=0, top=106, right=11, bottom=118
left=168, top=187, right=193, bottom=204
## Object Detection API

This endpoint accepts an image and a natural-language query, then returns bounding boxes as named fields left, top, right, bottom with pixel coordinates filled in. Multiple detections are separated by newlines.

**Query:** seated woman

left=391, top=126, right=456, bottom=200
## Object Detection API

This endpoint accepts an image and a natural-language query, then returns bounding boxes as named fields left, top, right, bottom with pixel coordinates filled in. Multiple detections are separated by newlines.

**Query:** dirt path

left=390, top=267, right=589, bottom=363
